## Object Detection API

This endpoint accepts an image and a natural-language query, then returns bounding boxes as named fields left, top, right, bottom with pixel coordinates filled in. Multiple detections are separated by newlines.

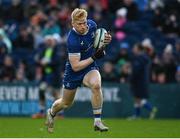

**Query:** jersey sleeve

left=67, top=34, right=81, bottom=56
left=87, top=19, right=97, bottom=30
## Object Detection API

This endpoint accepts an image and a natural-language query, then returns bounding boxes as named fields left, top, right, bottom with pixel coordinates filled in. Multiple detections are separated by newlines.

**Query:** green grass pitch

left=0, top=117, right=180, bottom=138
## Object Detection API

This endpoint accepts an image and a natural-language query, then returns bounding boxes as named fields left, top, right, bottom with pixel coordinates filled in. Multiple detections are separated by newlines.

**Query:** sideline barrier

left=0, top=82, right=179, bottom=118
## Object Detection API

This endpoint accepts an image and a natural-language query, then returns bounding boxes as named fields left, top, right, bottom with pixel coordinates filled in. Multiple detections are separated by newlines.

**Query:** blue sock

left=134, top=106, right=141, bottom=117
left=93, top=108, right=102, bottom=122
left=40, top=109, right=45, bottom=114
left=94, top=114, right=101, bottom=118
left=40, top=105, right=45, bottom=114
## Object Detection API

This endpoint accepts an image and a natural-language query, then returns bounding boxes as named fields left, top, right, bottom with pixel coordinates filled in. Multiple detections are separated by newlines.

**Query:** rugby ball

left=93, top=28, right=107, bottom=49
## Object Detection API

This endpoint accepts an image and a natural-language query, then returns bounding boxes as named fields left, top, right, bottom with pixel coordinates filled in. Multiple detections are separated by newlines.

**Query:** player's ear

left=71, top=20, right=75, bottom=26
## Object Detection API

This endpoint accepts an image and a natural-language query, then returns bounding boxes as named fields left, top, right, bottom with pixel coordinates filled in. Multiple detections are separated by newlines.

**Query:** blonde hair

left=71, top=8, right=87, bottom=23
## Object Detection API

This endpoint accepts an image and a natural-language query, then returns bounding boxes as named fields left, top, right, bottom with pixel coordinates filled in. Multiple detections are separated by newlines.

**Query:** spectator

left=149, top=0, right=164, bottom=10
left=0, top=35, right=8, bottom=65
left=113, top=42, right=130, bottom=65
left=162, top=13, right=179, bottom=36
left=41, top=18, right=61, bottom=37
left=162, top=44, right=176, bottom=83
left=14, top=70, right=28, bottom=83
left=0, top=27, right=12, bottom=53
left=14, top=60, right=29, bottom=83
left=118, top=62, right=131, bottom=83
left=122, top=0, right=138, bottom=21
left=13, top=25, right=34, bottom=50
left=151, top=55, right=166, bottom=83
left=31, top=25, right=44, bottom=48
left=32, top=35, right=62, bottom=118
left=141, top=38, right=155, bottom=58
left=30, top=10, right=48, bottom=27
left=108, top=0, right=123, bottom=14
left=8, top=0, right=25, bottom=23
left=114, top=8, right=127, bottom=41
left=0, top=55, right=16, bottom=82
left=152, top=7, right=165, bottom=31
left=134, top=0, right=149, bottom=11
left=101, top=61, right=118, bottom=82
left=24, top=0, right=42, bottom=19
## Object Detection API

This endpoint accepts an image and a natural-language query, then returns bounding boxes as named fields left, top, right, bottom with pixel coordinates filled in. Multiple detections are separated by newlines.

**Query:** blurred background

left=0, top=0, right=179, bottom=118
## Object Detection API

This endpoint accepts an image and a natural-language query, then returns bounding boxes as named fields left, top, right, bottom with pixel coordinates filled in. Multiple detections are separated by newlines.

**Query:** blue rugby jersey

left=63, top=19, right=98, bottom=83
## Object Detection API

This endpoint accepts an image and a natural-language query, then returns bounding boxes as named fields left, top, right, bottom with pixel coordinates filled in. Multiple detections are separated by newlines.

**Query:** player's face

left=73, top=19, right=88, bottom=34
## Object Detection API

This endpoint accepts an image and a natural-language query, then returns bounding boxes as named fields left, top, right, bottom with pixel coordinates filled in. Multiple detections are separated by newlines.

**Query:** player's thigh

left=83, top=70, right=101, bottom=88
left=62, top=88, right=77, bottom=104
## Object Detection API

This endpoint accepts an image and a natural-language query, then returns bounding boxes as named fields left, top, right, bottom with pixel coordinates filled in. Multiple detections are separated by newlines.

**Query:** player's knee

left=91, top=82, right=101, bottom=90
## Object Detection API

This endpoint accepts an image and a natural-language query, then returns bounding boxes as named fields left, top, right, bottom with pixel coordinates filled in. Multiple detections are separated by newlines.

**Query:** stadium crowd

left=0, top=0, right=179, bottom=84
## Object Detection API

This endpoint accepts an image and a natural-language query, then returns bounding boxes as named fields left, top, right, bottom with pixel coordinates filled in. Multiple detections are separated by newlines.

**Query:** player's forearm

left=71, top=57, right=94, bottom=72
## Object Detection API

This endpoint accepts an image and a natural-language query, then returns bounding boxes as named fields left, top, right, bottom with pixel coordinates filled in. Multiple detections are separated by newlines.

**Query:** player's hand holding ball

left=104, top=31, right=112, bottom=45
left=92, top=28, right=111, bottom=61
left=91, top=47, right=106, bottom=60
left=93, top=28, right=112, bottom=49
